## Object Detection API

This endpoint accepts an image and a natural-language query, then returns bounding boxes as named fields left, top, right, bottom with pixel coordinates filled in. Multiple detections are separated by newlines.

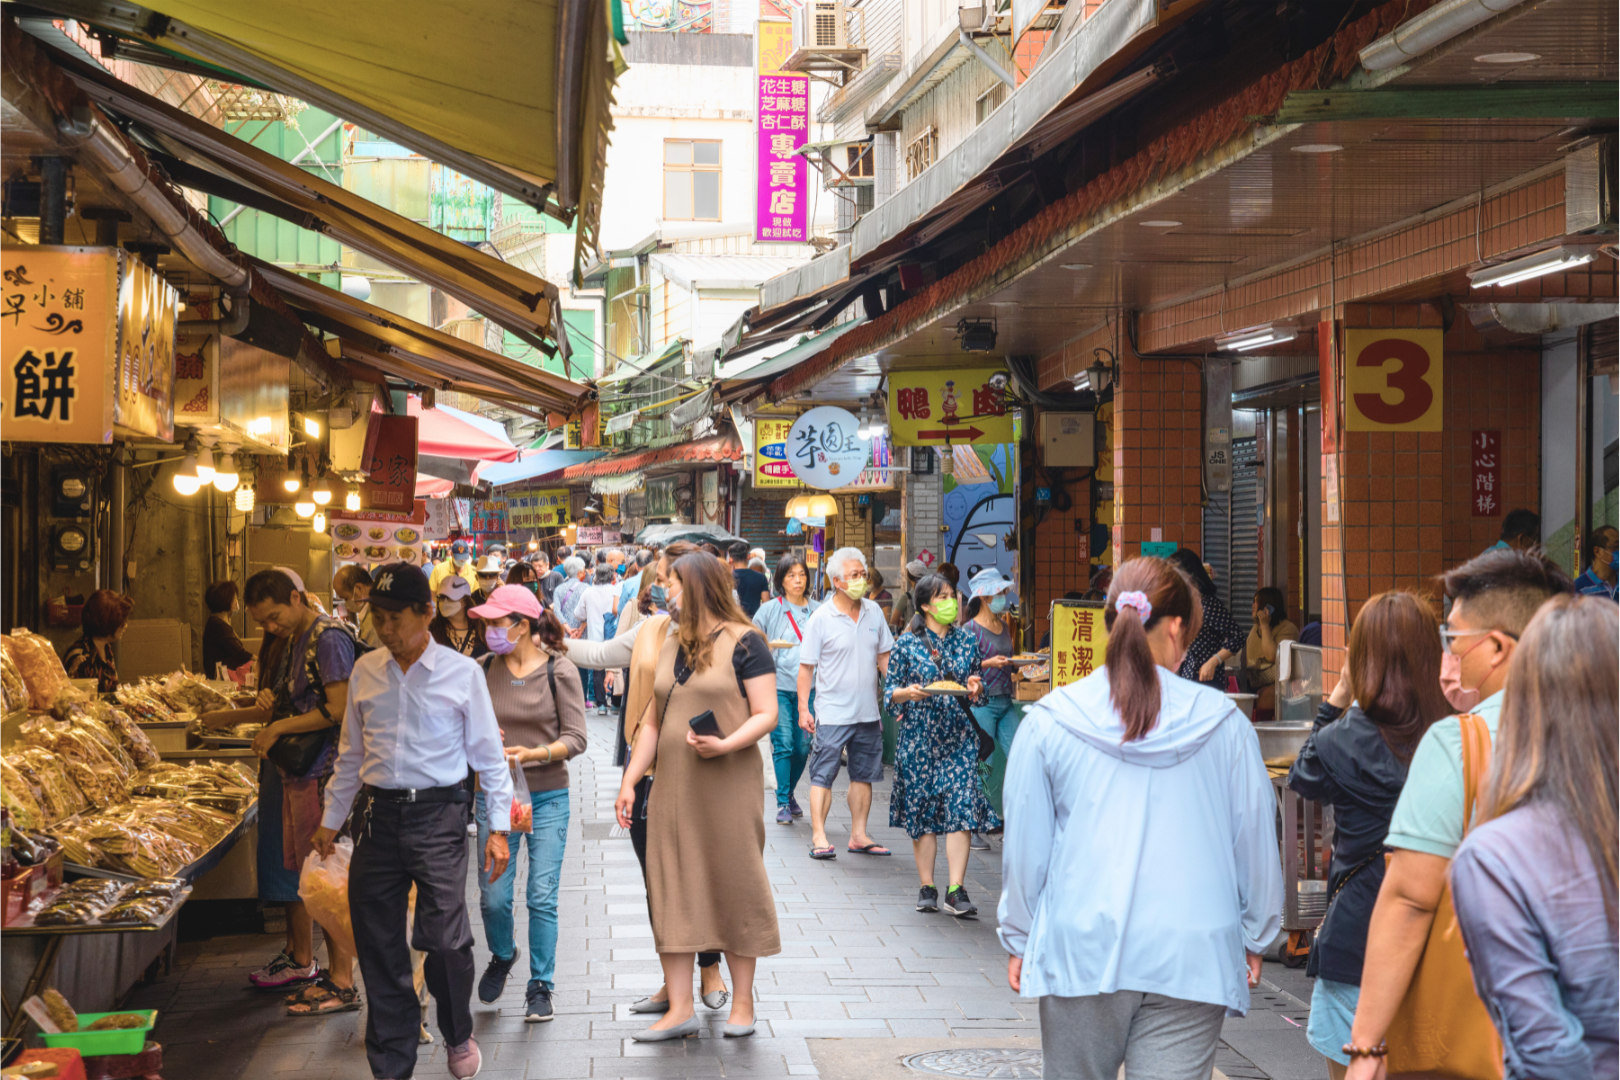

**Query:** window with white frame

left=664, top=139, right=722, bottom=221
left=905, top=127, right=937, bottom=182
left=976, top=84, right=1008, bottom=126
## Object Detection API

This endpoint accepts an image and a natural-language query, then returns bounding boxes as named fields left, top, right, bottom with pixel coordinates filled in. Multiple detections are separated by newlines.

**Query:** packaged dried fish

left=11, top=748, right=89, bottom=822
left=111, top=686, right=174, bottom=725
left=4, top=630, right=70, bottom=710
left=100, top=898, right=168, bottom=925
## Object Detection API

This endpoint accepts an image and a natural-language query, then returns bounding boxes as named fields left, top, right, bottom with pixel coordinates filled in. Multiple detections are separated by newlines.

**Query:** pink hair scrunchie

left=1114, top=590, right=1152, bottom=621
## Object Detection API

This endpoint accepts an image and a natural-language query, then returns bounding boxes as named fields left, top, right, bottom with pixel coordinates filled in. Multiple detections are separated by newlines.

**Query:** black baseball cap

left=368, top=561, right=433, bottom=611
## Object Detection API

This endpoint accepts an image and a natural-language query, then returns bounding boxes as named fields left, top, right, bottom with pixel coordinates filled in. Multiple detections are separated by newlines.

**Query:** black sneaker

left=969, top=831, right=992, bottom=851
left=477, top=947, right=521, bottom=1004
left=524, top=980, right=554, bottom=1023
left=944, top=886, right=978, bottom=919
left=916, top=886, right=939, bottom=913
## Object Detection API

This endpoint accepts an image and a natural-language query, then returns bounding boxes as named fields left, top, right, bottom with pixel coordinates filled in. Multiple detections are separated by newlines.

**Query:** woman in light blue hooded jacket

left=997, top=557, right=1283, bottom=1080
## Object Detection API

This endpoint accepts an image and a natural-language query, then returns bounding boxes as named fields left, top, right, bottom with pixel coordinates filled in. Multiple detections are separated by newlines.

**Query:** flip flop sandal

left=809, top=846, right=838, bottom=860
left=286, top=980, right=362, bottom=1016
left=283, top=971, right=333, bottom=1006
left=847, top=843, right=892, bottom=856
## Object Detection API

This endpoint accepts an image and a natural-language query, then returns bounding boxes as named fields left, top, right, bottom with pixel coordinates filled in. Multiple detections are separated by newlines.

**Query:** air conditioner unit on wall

left=800, top=0, right=848, bottom=50
left=1038, top=412, right=1096, bottom=469
left=1566, top=138, right=1617, bottom=235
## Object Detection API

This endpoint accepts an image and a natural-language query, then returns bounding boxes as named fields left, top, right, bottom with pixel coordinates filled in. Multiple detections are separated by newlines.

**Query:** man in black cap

left=314, top=562, right=513, bottom=1080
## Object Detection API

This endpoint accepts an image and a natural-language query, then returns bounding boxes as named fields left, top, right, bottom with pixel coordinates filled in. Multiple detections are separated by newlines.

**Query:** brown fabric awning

left=40, top=33, right=575, bottom=370
left=560, top=433, right=743, bottom=480
left=253, top=259, right=588, bottom=415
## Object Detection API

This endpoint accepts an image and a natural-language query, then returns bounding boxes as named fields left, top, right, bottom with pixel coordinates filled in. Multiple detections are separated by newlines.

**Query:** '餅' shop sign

left=2, top=246, right=179, bottom=444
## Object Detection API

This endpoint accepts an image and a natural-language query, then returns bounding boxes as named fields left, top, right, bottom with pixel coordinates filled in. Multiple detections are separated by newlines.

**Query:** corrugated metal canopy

left=33, top=32, right=575, bottom=367
left=718, top=321, right=861, bottom=381
left=597, top=339, right=688, bottom=386
left=649, top=253, right=808, bottom=292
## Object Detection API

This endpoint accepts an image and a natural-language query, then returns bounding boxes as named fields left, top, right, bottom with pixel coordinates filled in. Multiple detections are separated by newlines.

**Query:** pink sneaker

left=248, top=950, right=319, bottom=990
left=447, top=1038, right=481, bottom=1079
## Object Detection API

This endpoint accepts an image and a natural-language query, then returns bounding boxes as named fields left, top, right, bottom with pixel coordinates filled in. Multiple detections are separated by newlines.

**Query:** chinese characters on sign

left=754, top=416, right=799, bottom=487
left=467, top=498, right=509, bottom=536
left=756, top=17, right=809, bottom=243
left=1344, top=328, right=1444, bottom=432
left=786, top=405, right=871, bottom=489
left=2, top=246, right=119, bottom=444
left=1050, top=601, right=1108, bottom=688
left=114, top=257, right=179, bottom=441
left=1471, top=430, right=1501, bottom=518
left=886, top=367, right=1016, bottom=447
left=505, top=488, right=571, bottom=529
left=360, top=413, right=419, bottom=513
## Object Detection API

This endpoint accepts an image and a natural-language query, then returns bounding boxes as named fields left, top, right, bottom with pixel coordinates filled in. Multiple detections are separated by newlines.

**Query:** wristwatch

left=489, top=829, right=510, bottom=837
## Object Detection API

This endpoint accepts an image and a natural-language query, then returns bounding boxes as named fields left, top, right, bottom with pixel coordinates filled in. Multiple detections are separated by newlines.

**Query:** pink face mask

left=1439, top=633, right=1495, bottom=713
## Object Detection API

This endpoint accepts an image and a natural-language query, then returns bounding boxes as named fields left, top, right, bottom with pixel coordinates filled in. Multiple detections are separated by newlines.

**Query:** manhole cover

left=902, top=1048, right=1044, bottom=1078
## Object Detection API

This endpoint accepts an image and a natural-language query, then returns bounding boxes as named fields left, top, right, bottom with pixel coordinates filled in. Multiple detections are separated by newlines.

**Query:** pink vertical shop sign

left=756, top=16, right=809, bottom=242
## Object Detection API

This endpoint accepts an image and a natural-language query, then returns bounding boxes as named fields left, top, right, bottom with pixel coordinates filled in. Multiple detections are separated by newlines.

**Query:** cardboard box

left=1014, top=680, right=1049, bottom=702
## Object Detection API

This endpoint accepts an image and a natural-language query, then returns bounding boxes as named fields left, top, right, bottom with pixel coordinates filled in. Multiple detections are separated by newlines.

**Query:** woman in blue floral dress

left=884, top=573, right=1000, bottom=919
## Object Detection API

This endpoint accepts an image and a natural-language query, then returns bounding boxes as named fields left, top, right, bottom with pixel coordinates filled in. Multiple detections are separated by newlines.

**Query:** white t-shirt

left=579, top=584, right=619, bottom=642
left=798, top=597, right=894, bottom=726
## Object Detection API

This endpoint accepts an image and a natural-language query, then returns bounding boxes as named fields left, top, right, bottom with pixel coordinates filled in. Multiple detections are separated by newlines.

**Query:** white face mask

left=437, top=599, right=464, bottom=618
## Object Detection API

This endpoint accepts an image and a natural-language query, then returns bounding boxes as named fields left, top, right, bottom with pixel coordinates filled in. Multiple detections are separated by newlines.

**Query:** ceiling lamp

left=234, top=484, right=256, bottom=513
left=312, top=473, right=334, bottom=506
left=1468, top=244, right=1596, bottom=289
left=211, top=451, right=240, bottom=493
left=345, top=485, right=362, bottom=512
left=806, top=493, right=838, bottom=518
left=528, top=536, right=540, bottom=551
left=1216, top=324, right=1298, bottom=352
left=283, top=457, right=303, bottom=494
left=302, top=414, right=322, bottom=438
left=294, top=499, right=316, bottom=518
left=312, top=511, right=327, bottom=534
left=172, top=470, right=202, bottom=496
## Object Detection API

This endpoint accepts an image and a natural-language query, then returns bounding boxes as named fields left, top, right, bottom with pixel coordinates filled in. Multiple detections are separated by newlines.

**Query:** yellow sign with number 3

left=1344, top=328, right=1444, bottom=432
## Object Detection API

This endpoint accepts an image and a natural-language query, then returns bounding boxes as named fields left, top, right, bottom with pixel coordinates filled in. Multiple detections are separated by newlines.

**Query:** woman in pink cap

left=467, top=584, right=589, bottom=1023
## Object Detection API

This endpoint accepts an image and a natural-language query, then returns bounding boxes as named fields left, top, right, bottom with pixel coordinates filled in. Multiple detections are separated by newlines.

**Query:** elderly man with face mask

left=797, top=547, right=896, bottom=861
left=313, top=563, right=513, bottom=1080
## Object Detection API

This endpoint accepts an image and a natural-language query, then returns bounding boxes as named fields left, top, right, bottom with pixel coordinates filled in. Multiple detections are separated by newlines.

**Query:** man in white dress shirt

left=314, top=562, right=513, bottom=1080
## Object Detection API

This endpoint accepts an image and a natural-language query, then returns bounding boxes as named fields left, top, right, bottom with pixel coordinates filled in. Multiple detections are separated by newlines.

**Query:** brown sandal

left=286, top=978, right=361, bottom=1016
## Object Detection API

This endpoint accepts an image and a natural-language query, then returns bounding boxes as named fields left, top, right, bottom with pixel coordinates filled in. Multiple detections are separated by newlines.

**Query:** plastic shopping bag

left=298, top=837, right=357, bottom=959
left=509, top=758, right=533, bottom=834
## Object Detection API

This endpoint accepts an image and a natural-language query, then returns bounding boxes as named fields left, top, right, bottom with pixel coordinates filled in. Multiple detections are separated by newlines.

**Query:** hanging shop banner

left=886, top=367, right=1015, bottom=447
left=754, top=416, right=799, bottom=487
left=1471, top=430, right=1502, bottom=517
left=576, top=525, right=603, bottom=545
left=360, top=412, right=420, bottom=513
left=1344, top=328, right=1444, bottom=432
left=787, top=405, right=870, bottom=489
left=424, top=497, right=452, bottom=541
left=756, top=15, right=809, bottom=242
left=114, top=257, right=179, bottom=441
left=1050, top=601, right=1109, bottom=688
left=174, top=319, right=220, bottom=426
left=1, top=245, right=119, bottom=444
left=564, top=415, right=583, bottom=449
left=645, top=476, right=681, bottom=518
left=330, top=501, right=430, bottom=567
left=467, top=497, right=509, bottom=536
left=506, top=487, right=571, bottom=529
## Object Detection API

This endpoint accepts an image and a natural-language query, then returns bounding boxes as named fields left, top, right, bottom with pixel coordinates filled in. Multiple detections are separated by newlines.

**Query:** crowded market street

left=121, top=709, right=1320, bottom=1080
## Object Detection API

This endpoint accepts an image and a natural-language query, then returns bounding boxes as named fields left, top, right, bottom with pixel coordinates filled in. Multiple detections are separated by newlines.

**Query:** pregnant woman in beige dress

left=615, top=551, right=781, bottom=1041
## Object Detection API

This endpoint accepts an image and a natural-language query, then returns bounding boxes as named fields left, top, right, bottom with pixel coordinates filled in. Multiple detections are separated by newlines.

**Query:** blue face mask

left=648, top=585, right=668, bottom=608
left=989, top=595, right=1010, bottom=615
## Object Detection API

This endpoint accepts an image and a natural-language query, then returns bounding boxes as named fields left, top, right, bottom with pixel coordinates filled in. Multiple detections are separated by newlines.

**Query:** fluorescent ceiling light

left=1059, top=262, right=1092, bottom=271
left=1291, top=143, right=1343, bottom=154
left=1140, top=219, right=1182, bottom=228
left=1474, top=51, right=1538, bottom=63
left=1468, top=245, right=1595, bottom=288
left=1217, top=325, right=1298, bottom=352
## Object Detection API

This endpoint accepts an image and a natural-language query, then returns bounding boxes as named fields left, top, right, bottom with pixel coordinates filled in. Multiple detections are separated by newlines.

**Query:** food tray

left=766, top=640, right=796, bottom=650
left=41, top=1010, right=158, bottom=1056
left=6, top=883, right=190, bottom=935
left=1004, top=656, right=1045, bottom=666
left=922, top=685, right=970, bottom=697
left=194, top=732, right=255, bottom=748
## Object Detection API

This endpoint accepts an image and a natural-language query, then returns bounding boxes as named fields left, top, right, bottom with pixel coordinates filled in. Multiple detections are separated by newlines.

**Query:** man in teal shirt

left=1345, top=548, right=1572, bottom=1076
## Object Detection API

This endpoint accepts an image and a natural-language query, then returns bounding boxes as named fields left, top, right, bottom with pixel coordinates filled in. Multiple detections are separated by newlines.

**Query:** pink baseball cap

left=469, top=583, right=542, bottom=622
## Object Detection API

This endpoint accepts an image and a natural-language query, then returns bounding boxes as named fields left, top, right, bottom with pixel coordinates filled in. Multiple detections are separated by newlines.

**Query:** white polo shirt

left=799, top=596, right=894, bottom=726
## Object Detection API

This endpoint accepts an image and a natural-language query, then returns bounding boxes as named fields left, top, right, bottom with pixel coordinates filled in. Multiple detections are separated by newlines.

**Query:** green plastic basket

left=39, top=1010, right=156, bottom=1056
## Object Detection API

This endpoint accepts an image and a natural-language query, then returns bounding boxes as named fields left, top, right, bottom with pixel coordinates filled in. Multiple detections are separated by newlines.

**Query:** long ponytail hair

left=1104, top=558, right=1201, bottom=742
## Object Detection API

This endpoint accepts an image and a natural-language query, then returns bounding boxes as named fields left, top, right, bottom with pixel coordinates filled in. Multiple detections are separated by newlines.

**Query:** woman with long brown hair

left=1286, top=591, right=1451, bottom=1078
left=614, top=551, right=781, bottom=1041
left=998, top=557, right=1281, bottom=1078
left=1451, top=595, right=1618, bottom=1079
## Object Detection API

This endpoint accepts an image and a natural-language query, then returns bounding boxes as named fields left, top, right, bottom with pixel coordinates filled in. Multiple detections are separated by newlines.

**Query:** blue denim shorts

left=807, top=721, right=884, bottom=788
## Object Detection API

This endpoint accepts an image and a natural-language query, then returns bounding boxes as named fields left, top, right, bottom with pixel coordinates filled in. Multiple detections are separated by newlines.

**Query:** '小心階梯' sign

left=1050, top=601, right=1108, bottom=687
left=1471, top=430, right=1501, bottom=517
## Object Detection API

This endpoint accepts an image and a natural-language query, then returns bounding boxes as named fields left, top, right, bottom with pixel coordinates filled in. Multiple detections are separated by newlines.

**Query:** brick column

left=1112, top=351, right=1203, bottom=564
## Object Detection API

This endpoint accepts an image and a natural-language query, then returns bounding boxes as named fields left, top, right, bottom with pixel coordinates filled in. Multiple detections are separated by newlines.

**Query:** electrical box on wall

left=50, top=466, right=95, bottom=519
left=49, top=523, right=95, bottom=572
left=1038, top=412, right=1095, bottom=468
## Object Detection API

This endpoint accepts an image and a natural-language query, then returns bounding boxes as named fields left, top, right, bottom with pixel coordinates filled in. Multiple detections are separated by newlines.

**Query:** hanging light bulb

left=312, top=473, right=334, bottom=506
left=344, top=485, right=362, bottom=512
left=172, top=433, right=201, bottom=494
left=234, top=484, right=256, bottom=512
left=194, top=442, right=217, bottom=484
left=312, top=511, right=327, bottom=534
left=172, top=470, right=202, bottom=496
left=211, top=451, right=240, bottom=493
left=528, top=536, right=539, bottom=551
left=283, top=462, right=303, bottom=494
left=807, top=493, right=839, bottom=517
left=295, top=499, right=316, bottom=518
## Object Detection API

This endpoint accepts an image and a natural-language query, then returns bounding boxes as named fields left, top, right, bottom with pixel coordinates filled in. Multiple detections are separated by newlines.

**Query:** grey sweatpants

left=1039, top=991, right=1226, bottom=1080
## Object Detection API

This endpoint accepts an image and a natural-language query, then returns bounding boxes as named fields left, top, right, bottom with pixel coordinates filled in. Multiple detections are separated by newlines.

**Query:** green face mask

left=931, top=598, right=959, bottom=624
left=844, top=579, right=869, bottom=600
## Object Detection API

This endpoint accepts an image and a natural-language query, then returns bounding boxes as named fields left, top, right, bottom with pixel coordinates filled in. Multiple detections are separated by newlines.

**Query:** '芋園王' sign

left=2, top=246, right=177, bottom=444
left=756, top=17, right=808, bottom=243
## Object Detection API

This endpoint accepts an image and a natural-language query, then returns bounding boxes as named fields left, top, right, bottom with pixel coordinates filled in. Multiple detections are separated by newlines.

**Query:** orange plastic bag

left=298, top=838, right=356, bottom=959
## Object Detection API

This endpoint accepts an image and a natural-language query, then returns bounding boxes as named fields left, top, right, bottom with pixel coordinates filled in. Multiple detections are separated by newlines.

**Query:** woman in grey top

left=753, top=554, right=821, bottom=825
left=467, top=585, right=588, bottom=1024
left=964, top=568, right=1022, bottom=820
left=1451, top=595, right=1618, bottom=1080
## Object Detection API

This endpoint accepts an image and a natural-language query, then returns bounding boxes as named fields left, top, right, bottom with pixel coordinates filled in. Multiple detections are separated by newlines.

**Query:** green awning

left=597, top=340, right=688, bottom=386
left=718, top=322, right=861, bottom=381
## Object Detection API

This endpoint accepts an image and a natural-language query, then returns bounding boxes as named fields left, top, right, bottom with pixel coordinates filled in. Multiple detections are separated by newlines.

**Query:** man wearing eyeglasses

left=1574, top=525, right=1618, bottom=602
left=1344, top=547, right=1573, bottom=1077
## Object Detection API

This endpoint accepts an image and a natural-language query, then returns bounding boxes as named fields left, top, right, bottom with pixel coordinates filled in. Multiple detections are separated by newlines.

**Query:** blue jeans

left=772, top=690, right=813, bottom=808
left=971, top=695, right=1024, bottom=815
left=475, top=789, right=570, bottom=987
left=582, top=668, right=600, bottom=705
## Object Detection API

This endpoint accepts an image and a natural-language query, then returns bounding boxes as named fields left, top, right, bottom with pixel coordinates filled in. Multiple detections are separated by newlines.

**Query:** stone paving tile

left=121, top=711, right=1316, bottom=1078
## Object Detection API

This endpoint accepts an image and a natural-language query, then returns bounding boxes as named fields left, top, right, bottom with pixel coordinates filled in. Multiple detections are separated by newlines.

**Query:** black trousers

left=628, top=777, right=718, bottom=970
left=350, top=795, right=476, bottom=1079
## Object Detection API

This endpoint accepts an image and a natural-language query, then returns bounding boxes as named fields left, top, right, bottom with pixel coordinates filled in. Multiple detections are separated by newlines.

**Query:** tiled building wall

left=1112, top=353, right=1204, bottom=562
left=906, top=463, right=943, bottom=560
left=1028, top=424, right=1093, bottom=646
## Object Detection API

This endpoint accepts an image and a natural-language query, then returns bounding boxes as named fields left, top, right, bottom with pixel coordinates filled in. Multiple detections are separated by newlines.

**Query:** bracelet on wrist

left=1340, top=1041, right=1387, bottom=1059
